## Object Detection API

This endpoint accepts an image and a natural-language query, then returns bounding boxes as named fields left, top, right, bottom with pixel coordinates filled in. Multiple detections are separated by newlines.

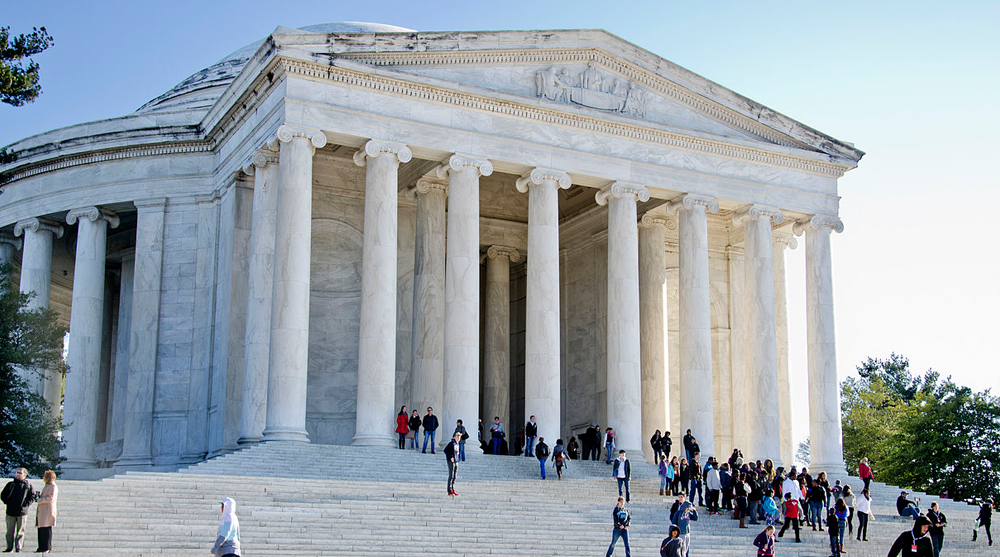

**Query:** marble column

left=483, top=245, right=519, bottom=438
left=639, top=213, right=672, bottom=461
left=238, top=148, right=280, bottom=445
left=665, top=264, right=680, bottom=436
left=12, top=218, right=61, bottom=401
left=666, top=194, right=718, bottom=459
left=108, top=255, right=133, bottom=442
left=119, top=198, right=166, bottom=467
left=442, top=154, right=492, bottom=452
left=0, top=232, right=21, bottom=274
left=407, top=176, right=447, bottom=420
left=262, top=124, right=326, bottom=443
left=773, top=235, right=796, bottom=468
left=597, top=182, right=648, bottom=455
left=516, top=168, right=570, bottom=447
left=62, top=207, right=119, bottom=469
left=794, top=215, right=846, bottom=473
left=351, top=139, right=412, bottom=447
left=734, top=205, right=783, bottom=462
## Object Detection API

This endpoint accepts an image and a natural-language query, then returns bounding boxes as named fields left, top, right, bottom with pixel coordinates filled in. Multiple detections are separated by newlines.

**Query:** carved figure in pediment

left=534, top=65, right=647, bottom=118
left=623, top=82, right=647, bottom=118
left=611, top=79, right=628, bottom=98
left=581, top=60, right=603, bottom=91
left=535, top=67, right=570, bottom=102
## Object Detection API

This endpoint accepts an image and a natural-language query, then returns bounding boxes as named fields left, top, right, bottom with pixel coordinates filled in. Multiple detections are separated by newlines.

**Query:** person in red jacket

left=395, top=406, right=410, bottom=449
left=858, top=457, right=874, bottom=491
left=777, top=492, right=801, bottom=542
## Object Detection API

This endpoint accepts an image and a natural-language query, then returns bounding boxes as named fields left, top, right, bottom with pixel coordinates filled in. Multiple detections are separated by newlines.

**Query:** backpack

left=660, top=537, right=678, bottom=557
left=555, top=450, right=564, bottom=462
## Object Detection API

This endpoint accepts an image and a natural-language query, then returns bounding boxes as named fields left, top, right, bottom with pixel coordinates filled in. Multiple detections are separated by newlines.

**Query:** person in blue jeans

left=489, top=417, right=505, bottom=455
left=808, top=479, right=826, bottom=530
left=421, top=407, right=439, bottom=454
left=896, top=491, right=921, bottom=519
left=535, top=437, right=549, bottom=479
left=453, top=419, right=468, bottom=461
left=604, top=428, right=616, bottom=464
left=606, top=496, right=631, bottom=557
left=612, top=450, right=631, bottom=502
left=524, top=416, right=538, bottom=458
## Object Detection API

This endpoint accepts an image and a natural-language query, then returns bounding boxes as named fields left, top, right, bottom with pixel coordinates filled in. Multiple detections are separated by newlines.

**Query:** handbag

left=406, top=431, right=415, bottom=439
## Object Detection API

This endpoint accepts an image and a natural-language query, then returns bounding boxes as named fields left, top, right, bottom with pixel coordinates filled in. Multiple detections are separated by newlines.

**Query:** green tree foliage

left=842, top=354, right=1000, bottom=502
left=0, top=26, right=53, bottom=107
left=0, top=266, right=67, bottom=476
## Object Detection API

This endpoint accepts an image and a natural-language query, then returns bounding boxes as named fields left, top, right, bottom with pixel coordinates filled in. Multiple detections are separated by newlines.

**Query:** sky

left=4, top=1, right=999, bottom=448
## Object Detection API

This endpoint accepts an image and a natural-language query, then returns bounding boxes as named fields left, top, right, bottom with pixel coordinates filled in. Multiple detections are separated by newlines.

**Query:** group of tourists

left=1, top=468, right=57, bottom=554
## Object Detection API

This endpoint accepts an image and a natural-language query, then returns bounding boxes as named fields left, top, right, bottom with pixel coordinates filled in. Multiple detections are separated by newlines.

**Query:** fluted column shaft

left=484, top=246, right=518, bottom=437
left=442, top=154, right=491, bottom=452
left=352, top=139, right=411, bottom=446
left=239, top=149, right=279, bottom=445
left=262, top=124, right=326, bottom=443
left=0, top=233, right=20, bottom=274
left=639, top=214, right=669, bottom=462
left=773, top=236, right=795, bottom=468
left=796, top=216, right=845, bottom=472
left=409, top=178, right=447, bottom=418
left=669, top=194, right=718, bottom=459
left=109, top=256, right=134, bottom=443
left=598, top=183, right=647, bottom=454
left=63, top=207, right=119, bottom=469
left=517, top=168, right=570, bottom=446
left=735, top=206, right=782, bottom=462
left=13, top=219, right=61, bottom=401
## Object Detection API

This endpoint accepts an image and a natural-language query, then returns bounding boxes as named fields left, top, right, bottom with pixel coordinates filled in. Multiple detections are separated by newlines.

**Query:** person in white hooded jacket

left=211, top=497, right=241, bottom=557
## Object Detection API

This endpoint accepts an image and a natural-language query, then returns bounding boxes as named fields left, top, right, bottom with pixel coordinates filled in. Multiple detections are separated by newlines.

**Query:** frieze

left=535, top=61, right=646, bottom=118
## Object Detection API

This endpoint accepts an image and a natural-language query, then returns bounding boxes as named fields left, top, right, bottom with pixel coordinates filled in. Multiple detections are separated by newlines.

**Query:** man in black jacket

left=524, top=416, right=538, bottom=458
left=926, top=501, right=947, bottom=557
left=421, top=407, right=439, bottom=454
left=683, top=429, right=694, bottom=461
left=612, top=450, right=632, bottom=503
left=535, top=437, right=549, bottom=479
left=2, top=468, right=36, bottom=553
left=888, top=515, right=934, bottom=557
left=444, top=432, right=461, bottom=496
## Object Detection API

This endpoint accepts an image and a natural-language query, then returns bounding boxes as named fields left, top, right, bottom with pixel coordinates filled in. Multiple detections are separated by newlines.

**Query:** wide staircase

left=18, top=443, right=988, bottom=556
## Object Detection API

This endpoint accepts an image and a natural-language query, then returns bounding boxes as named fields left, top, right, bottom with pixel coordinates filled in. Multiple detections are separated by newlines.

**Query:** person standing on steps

left=658, top=456, right=670, bottom=496
left=704, top=461, right=721, bottom=515
left=210, top=497, right=241, bottom=557
left=683, top=429, right=694, bottom=461
left=606, top=496, right=631, bottom=557
left=855, top=487, right=872, bottom=541
left=752, top=524, right=776, bottom=557
left=1, top=467, right=36, bottom=553
left=834, top=496, right=849, bottom=555
left=973, top=498, right=992, bottom=545
left=567, top=436, right=580, bottom=460
left=688, top=456, right=704, bottom=507
left=777, top=492, right=801, bottom=542
left=524, top=416, right=538, bottom=458
left=670, top=492, right=699, bottom=557
left=421, top=407, right=439, bottom=454
left=808, top=478, right=826, bottom=530
left=453, top=419, right=469, bottom=462
left=604, top=428, right=616, bottom=464
left=888, top=515, right=933, bottom=557
left=408, top=410, right=421, bottom=450
left=827, top=507, right=842, bottom=557
left=858, top=457, right=874, bottom=492
left=688, top=438, right=700, bottom=464
left=650, top=429, right=663, bottom=464
left=660, top=525, right=683, bottom=557
left=662, top=431, right=672, bottom=461
left=926, top=501, right=947, bottom=557
left=535, top=437, right=550, bottom=479
left=613, top=450, right=631, bottom=503
left=396, top=405, right=410, bottom=449
left=445, top=432, right=461, bottom=496
left=583, top=422, right=598, bottom=460
left=553, top=438, right=568, bottom=480
left=488, top=416, right=505, bottom=455
left=842, top=484, right=856, bottom=536
left=34, top=470, right=57, bottom=554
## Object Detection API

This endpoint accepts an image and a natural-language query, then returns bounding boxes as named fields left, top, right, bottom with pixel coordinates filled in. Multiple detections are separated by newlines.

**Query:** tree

left=795, top=437, right=810, bottom=468
left=1, top=26, right=54, bottom=166
left=0, top=266, right=67, bottom=476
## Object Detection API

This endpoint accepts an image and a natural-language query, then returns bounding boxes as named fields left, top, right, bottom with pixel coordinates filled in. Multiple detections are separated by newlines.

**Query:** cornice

left=278, top=58, right=851, bottom=178
left=1, top=142, right=211, bottom=185
left=341, top=48, right=818, bottom=154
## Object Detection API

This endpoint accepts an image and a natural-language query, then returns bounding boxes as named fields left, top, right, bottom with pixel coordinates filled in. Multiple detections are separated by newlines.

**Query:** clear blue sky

left=5, top=1, right=1000, bottom=447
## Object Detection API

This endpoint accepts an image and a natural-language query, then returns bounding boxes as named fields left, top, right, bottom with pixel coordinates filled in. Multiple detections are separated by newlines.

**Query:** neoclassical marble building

left=0, top=22, right=862, bottom=472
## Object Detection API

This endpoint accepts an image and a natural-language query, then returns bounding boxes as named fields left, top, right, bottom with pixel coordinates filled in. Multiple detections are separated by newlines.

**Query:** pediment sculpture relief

left=535, top=61, right=647, bottom=118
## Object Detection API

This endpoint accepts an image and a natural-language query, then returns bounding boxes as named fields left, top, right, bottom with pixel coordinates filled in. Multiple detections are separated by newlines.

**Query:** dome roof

left=135, top=22, right=416, bottom=115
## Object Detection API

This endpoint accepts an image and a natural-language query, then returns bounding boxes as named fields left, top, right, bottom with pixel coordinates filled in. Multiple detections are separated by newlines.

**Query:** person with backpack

left=552, top=438, right=569, bottom=480
left=613, top=450, right=631, bottom=502
left=974, top=498, right=993, bottom=545
left=670, top=493, right=699, bottom=557
left=752, top=524, right=775, bottom=557
left=606, top=496, right=631, bottom=557
left=453, top=419, right=469, bottom=462
left=660, top=525, right=683, bottom=557
left=777, top=492, right=801, bottom=542
left=535, top=437, right=550, bottom=479
left=827, top=507, right=842, bottom=557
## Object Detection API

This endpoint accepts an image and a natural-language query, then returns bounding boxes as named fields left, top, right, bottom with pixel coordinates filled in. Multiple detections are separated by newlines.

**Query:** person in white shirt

left=854, top=487, right=873, bottom=542
left=612, top=450, right=631, bottom=503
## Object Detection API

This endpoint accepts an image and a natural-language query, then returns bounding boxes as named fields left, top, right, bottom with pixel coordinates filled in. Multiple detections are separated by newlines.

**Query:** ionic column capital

left=66, top=206, right=120, bottom=229
left=242, top=147, right=279, bottom=175
left=773, top=235, right=799, bottom=250
left=485, top=245, right=521, bottom=263
left=732, top=204, right=784, bottom=227
left=515, top=167, right=572, bottom=193
left=405, top=176, right=448, bottom=200
left=664, top=193, right=719, bottom=215
left=595, top=181, right=650, bottom=206
left=435, top=153, right=493, bottom=178
left=640, top=213, right=677, bottom=230
left=14, top=217, right=64, bottom=239
left=793, top=214, right=844, bottom=236
left=275, top=123, right=328, bottom=151
left=0, top=231, right=23, bottom=251
left=353, top=139, right=412, bottom=167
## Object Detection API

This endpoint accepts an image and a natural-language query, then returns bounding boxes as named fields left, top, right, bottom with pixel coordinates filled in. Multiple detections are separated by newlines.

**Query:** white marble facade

left=0, top=22, right=862, bottom=471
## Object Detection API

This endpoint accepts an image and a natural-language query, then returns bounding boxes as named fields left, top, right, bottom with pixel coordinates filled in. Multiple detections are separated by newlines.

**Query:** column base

left=114, top=455, right=153, bottom=468
left=236, top=437, right=261, bottom=446
left=262, top=427, right=309, bottom=443
left=808, top=461, right=847, bottom=475
left=60, top=458, right=97, bottom=470
left=351, top=433, right=396, bottom=447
